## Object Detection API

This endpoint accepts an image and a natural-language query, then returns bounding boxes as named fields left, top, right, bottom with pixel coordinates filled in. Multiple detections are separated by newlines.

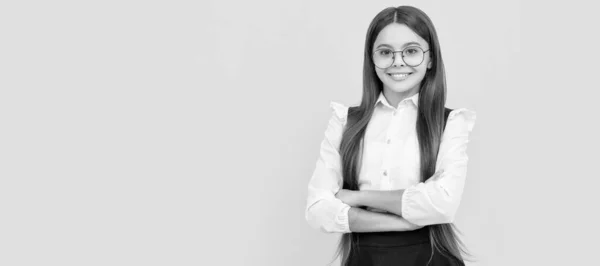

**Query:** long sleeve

left=401, top=108, right=477, bottom=226
left=305, top=101, right=352, bottom=233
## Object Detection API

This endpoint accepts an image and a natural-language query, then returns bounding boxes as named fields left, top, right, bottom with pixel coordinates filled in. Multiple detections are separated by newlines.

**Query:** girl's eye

left=379, top=49, right=392, bottom=56
left=405, top=48, right=419, bottom=55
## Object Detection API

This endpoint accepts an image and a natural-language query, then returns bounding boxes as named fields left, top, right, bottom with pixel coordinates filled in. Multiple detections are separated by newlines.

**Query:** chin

left=383, top=82, right=420, bottom=93
left=386, top=84, right=418, bottom=92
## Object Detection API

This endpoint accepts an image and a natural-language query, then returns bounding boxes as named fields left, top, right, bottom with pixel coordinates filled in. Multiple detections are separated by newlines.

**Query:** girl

left=305, top=6, right=476, bottom=266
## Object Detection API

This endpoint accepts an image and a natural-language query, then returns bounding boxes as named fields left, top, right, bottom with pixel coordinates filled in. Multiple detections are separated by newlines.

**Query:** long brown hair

left=330, top=6, right=472, bottom=266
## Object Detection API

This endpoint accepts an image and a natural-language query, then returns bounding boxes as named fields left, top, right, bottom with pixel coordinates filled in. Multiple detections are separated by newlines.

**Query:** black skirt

left=347, top=226, right=465, bottom=266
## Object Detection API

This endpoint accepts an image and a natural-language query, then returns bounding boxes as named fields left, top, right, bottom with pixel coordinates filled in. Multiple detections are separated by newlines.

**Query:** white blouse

left=305, top=92, right=476, bottom=233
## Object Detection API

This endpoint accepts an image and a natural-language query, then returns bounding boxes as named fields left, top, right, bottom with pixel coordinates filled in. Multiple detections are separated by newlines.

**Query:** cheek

left=416, top=65, right=428, bottom=75
left=374, top=68, right=386, bottom=82
left=412, top=68, right=428, bottom=83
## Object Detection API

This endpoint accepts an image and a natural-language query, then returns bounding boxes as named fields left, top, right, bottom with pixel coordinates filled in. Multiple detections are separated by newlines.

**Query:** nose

left=391, top=52, right=405, bottom=67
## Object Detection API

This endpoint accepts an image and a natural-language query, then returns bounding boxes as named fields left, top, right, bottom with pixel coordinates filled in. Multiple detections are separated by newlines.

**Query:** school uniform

left=348, top=226, right=464, bottom=265
left=305, top=91, right=476, bottom=265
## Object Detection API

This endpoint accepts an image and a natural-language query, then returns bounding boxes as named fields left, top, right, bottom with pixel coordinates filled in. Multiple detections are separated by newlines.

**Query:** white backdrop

left=2, top=0, right=599, bottom=265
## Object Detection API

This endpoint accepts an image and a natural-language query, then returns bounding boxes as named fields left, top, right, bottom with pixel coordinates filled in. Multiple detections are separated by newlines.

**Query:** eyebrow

left=376, top=42, right=422, bottom=49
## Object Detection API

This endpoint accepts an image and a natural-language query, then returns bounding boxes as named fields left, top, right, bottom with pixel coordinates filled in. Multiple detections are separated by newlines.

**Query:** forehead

left=373, top=23, right=428, bottom=49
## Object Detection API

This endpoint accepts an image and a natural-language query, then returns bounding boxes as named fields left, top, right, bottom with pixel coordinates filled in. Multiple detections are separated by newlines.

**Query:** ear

left=427, top=61, right=432, bottom=69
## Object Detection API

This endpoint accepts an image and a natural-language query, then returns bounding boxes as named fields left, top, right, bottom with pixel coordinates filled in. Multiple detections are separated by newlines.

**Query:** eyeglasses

left=372, top=46, right=430, bottom=68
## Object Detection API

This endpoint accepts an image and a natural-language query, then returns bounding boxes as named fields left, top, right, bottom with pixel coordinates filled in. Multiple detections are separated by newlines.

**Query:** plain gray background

left=1, top=0, right=599, bottom=265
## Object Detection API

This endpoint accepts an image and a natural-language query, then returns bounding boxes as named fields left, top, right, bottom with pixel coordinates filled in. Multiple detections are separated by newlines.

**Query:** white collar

left=376, top=91, right=419, bottom=109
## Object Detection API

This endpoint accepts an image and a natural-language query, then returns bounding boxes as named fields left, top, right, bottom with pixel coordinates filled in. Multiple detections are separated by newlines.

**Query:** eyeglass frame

left=372, top=46, right=431, bottom=68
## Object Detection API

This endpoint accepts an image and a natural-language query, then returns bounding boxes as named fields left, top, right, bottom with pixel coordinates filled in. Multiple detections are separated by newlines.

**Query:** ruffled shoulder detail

left=329, top=101, right=349, bottom=124
left=448, top=108, right=477, bottom=132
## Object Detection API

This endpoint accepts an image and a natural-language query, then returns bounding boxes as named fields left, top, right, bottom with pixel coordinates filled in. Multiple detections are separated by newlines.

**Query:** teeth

left=388, top=73, right=411, bottom=80
left=390, top=73, right=409, bottom=77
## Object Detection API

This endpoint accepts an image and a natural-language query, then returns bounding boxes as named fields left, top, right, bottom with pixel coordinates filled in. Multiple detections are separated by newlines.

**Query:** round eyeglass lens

left=373, top=48, right=394, bottom=68
left=402, top=47, right=425, bottom=67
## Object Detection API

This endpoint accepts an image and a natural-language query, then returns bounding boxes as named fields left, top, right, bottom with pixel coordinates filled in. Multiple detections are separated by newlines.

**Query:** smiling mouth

left=387, top=73, right=412, bottom=80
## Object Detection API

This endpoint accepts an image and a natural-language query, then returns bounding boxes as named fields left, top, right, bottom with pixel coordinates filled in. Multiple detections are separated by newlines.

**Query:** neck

left=382, top=86, right=419, bottom=108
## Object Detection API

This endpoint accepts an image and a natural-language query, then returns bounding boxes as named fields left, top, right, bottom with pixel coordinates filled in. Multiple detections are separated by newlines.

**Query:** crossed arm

left=336, top=170, right=444, bottom=232
left=345, top=206, right=423, bottom=232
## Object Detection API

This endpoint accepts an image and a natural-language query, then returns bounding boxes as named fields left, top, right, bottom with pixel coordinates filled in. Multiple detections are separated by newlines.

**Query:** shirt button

left=393, top=110, right=397, bottom=116
left=383, top=170, right=387, bottom=176
left=387, top=139, right=391, bottom=144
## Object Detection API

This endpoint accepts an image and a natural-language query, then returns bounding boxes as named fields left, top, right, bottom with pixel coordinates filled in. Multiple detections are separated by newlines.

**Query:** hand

left=335, top=189, right=361, bottom=207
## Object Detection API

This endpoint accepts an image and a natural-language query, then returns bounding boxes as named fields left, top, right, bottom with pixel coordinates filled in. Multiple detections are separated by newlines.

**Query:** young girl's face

left=373, top=23, right=432, bottom=96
